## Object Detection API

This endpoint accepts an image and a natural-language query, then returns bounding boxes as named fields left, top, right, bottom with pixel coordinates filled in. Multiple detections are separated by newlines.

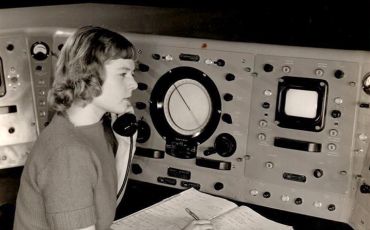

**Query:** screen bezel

left=275, top=76, right=328, bottom=132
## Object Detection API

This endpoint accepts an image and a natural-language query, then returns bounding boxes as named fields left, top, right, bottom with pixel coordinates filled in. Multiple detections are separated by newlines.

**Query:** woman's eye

left=120, top=73, right=127, bottom=77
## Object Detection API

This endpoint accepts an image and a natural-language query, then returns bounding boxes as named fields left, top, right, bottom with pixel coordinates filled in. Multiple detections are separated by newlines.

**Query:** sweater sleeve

left=37, top=144, right=98, bottom=230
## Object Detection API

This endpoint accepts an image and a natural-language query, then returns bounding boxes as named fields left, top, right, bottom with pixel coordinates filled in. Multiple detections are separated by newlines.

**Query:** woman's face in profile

left=91, top=58, right=138, bottom=114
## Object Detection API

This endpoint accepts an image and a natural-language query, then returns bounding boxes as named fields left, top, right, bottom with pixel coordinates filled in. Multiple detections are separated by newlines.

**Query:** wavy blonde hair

left=48, top=26, right=136, bottom=113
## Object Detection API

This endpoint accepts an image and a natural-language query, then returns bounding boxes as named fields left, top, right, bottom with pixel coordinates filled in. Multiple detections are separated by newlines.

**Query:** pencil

left=185, top=208, right=200, bottom=220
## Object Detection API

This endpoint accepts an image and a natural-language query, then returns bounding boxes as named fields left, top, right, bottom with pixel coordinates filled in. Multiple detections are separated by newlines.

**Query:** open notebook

left=111, top=188, right=293, bottom=230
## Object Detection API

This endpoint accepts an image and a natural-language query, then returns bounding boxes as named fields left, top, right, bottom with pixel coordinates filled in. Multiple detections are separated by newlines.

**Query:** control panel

left=125, top=34, right=370, bottom=225
left=0, top=30, right=55, bottom=169
left=0, top=28, right=370, bottom=229
left=0, top=34, right=36, bottom=168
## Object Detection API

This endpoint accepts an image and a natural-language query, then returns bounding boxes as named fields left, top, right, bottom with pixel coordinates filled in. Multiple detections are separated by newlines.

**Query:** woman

left=14, top=26, right=213, bottom=230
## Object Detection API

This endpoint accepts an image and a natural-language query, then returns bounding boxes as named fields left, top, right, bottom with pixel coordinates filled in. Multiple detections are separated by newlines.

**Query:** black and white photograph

left=0, top=1, right=370, bottom=229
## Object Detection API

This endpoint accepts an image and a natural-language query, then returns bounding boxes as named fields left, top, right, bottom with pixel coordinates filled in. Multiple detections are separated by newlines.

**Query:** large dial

left=164, top=78, right=211, bottom=136
left=150, top=66, right=221, bottom=145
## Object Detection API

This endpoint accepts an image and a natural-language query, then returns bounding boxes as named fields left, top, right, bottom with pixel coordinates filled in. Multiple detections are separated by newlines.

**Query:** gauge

left=164, top=78, right=211, bottom=136
left=30, top=42, right=49, bottom=61
left=150, top=66, right=221, bottom=144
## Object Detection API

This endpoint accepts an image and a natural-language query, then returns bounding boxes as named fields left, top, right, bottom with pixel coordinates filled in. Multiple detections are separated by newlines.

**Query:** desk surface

left=0, top=170, right=355, bottom=230
left=118, top=180, right=353, bottom=230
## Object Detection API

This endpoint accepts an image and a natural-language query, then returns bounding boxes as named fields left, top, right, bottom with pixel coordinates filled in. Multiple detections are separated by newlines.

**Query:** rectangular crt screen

left=284, top=89, right=318, bottom=118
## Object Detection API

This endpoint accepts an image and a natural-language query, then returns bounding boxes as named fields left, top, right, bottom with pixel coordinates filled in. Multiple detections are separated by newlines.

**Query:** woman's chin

left=112, top=102, right=132, bottom=114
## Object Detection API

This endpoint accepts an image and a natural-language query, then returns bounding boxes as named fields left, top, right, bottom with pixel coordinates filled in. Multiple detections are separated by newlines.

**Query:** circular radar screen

left=165, top=79, right=211, bottom=135
left=150, top=66, right=221, bottom=144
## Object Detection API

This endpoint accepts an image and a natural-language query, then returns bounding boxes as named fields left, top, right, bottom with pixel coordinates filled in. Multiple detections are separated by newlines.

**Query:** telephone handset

left=112, top=113, right=138, bottom=202
left=112, top=113, right=137, bottom=137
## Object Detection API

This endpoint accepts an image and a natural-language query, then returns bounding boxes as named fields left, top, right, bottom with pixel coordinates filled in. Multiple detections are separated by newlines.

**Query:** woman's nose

left=129, top=77, right=138, bottom=90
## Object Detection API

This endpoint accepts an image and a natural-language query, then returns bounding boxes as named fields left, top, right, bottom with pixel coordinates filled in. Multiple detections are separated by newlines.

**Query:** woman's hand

left=183, top=220, right=214, bottom=230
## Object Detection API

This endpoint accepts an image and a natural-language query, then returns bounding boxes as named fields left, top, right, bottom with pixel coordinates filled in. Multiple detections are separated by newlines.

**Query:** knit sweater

left=14, top=114, right=117, bottom=230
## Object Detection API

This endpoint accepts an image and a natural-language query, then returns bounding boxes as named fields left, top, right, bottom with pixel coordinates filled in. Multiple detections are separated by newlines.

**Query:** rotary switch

left=136, top=120, right=151, bottom=144
left=204, top=133, right=237, bottom=157
left=214, top=133, right=237, bottom=157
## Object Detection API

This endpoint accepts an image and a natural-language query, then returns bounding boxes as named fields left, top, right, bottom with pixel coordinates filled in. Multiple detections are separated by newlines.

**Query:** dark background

left=1, top=0, right=370, bottom=50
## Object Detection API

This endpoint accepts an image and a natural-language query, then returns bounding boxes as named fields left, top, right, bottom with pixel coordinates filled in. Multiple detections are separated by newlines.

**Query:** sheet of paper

left=111, top=188, right=237, bottom=230
left=212, top=206, right=294, bottom=230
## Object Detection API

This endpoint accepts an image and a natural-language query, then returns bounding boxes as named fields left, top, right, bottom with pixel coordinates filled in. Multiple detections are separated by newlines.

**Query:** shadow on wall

left=0, top=203, right=16, bottom=230
left=0, top=167, right=22, bottom=230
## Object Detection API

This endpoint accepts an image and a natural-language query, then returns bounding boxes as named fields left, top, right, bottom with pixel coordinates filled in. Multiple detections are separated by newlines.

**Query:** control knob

left=313, top=169, right=324, bottom=178
left=214, top=182, right=224, bottom=191
left=334, top=70, right=345, bottom=79
left=131, top=164, right=143, bottom=174
left=138, top=63, right=149, bottom=72
left=136, top=120, right=151, bottom=143
left=214, top=133, right=237, bottom=157
left=360, top=183, right=370, bottom=194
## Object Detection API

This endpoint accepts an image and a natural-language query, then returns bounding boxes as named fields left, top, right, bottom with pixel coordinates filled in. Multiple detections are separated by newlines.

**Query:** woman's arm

left=183, top=220, right=213, bottom=230
left=77, top=225, right=95, bottom=230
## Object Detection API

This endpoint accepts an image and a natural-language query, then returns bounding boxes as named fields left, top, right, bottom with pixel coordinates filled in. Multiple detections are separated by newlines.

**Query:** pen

left=185, top=208, right=200, bottom=220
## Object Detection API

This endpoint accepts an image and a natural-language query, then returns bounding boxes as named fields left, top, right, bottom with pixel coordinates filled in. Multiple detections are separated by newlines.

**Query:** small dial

left=31, top=42, right=49, bottom=61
